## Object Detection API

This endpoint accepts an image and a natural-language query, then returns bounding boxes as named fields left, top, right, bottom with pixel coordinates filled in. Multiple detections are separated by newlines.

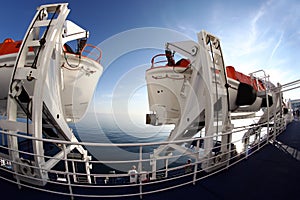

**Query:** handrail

left=82, top=43, right=102, bottom=63
left=0, top=122, right=265, bottom=147
left=63, top=43, right=102, bottom=65
left=0, top=109, right=290, bottom=199
left=151, top=54, right=167, bottom=68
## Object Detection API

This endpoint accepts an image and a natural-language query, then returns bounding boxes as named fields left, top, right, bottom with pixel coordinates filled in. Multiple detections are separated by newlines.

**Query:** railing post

left=227, top=132, right=231, bottom=169
left=139, top=145, right=143, bottom=199
left=266, top=90, right=270, bottom=144
left=63, top=144, right=74, bottom=200
left=71, top=160, right=76, bottom=183
left=193, top=139, right=200, bottom=185
left=165, top=157, right=169, bottom=178
left=257, top=129, right=261, bottom=150
left=277, top=83, right=283, bottom=137
left=245, top=135, right=249, bottom=159
left=261, top=73, right=270, bottom=145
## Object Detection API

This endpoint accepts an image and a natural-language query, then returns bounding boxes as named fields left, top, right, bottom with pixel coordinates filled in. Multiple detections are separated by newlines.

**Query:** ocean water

left=70, top=113, right=174, bottom=172
left=69, top=112, right=267, bottom=173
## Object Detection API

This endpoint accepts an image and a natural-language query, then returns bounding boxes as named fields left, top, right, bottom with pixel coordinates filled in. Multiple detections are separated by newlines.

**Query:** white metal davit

left=145, top=30, right=289, bottom=179
left=0, top=3, right=103, bottom=186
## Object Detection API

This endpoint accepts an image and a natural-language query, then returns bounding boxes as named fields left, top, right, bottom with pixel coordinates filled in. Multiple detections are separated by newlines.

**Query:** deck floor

left=1, top=120, right=300, bottom=200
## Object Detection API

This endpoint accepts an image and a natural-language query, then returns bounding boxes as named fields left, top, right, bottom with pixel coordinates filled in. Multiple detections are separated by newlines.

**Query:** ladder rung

left=212, top=48, right=221, bottom=55
left=212, top=80, right=221, bottom=85
left=33, top=19, right=57, bottom=28
left=38, top=3, right=68, bottom=13
left=27, top=40, right=41, bottom=47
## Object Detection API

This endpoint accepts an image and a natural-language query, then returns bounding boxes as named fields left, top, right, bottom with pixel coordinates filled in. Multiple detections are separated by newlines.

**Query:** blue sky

left=1, top=0, right=300, bottom=127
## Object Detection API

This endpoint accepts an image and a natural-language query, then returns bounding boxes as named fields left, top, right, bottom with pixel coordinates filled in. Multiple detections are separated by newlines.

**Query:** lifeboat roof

left=0, top=38, right=23, bottom=56
left=226, top=66, right=266, bottom=91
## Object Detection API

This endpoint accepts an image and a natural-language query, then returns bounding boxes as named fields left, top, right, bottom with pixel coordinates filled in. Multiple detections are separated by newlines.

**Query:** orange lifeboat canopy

left=0, top=38, right=24, bottom=56
left=226, top=66, right=266, bottom=91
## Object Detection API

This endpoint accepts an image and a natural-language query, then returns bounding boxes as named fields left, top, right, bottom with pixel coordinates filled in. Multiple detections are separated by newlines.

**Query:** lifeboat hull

left=146, top=66, right=269, bottom=125
left=146, top=66, right=192, bottom=125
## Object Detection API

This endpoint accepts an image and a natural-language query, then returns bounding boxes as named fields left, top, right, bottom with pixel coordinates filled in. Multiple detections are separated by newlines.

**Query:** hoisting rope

left=218, top=42, right=231, bottom=113
left=62, top=50, right=82, bottom=69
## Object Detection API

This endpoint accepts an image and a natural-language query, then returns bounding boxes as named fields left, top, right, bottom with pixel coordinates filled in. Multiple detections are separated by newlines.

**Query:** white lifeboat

left=146, top=52, right=273, bottom=125
left=146, top=51, right=192, bottom=125
left=0, top=37, right=103, bottom=123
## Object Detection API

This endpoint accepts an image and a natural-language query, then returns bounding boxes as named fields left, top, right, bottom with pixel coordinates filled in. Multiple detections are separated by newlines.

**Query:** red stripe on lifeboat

left=0, top=38, right=34, bottom=56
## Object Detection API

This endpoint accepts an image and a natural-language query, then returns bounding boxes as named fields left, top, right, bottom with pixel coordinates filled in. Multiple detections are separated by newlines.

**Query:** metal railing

left=0, top=110, right=288, bottom=199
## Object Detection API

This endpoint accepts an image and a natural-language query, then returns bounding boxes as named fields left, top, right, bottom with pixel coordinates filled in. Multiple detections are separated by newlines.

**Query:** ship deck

left=0, top=119, right=299, bottom=200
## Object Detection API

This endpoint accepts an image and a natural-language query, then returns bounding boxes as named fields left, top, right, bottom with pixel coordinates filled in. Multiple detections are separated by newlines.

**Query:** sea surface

left=69, top=112, right=266, bottom=173
left=70, top=113, right=173, bottom=173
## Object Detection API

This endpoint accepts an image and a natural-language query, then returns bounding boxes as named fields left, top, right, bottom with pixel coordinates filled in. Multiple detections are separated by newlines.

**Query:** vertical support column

left=277, top=84, right=284, bottom=135
left=71, top=160, right=76, bottom=182
left=31, top=97, right=47, bottom=182
left=6, top=95, right=21, bottom=188
left=150, top=150, right=157, bottom=180
left=198, top=31, right=217, bottom=170
left=84, top=155, right=92, bottom=184
left=139, top=146, right=143, bottom=199
left=266, top=85, right=270, bottom=143
left=274, top=84, right=283, bottom=138
left=202, top=94, right=214, bottom=168
left=271, top=90, right=278, bottom=139
left=193, top=139, right=200, bottom=185
left=198, top=30, right=232, bottom=171
left=63, top=144, right=74, bottom=200
left=165, top=158, right=169, bottom=178
left=272, top=95, right=277, bottom=139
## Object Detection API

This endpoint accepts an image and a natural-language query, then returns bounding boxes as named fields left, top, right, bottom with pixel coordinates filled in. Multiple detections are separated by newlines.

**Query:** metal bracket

left=14, top=68, right=38, bottom=81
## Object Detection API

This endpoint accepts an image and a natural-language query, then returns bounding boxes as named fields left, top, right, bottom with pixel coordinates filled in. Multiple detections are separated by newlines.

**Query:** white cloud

left=170, top=0, right=300, bottom=100
left=268, top=31, right=284, bottom=64
left=250, top=4, right=265, bottom=41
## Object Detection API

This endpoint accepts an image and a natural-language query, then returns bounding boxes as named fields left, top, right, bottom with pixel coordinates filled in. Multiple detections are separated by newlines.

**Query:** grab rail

left=81, top=44, right=102, bottom=63
left=151, top=54, right=167, bottom=68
